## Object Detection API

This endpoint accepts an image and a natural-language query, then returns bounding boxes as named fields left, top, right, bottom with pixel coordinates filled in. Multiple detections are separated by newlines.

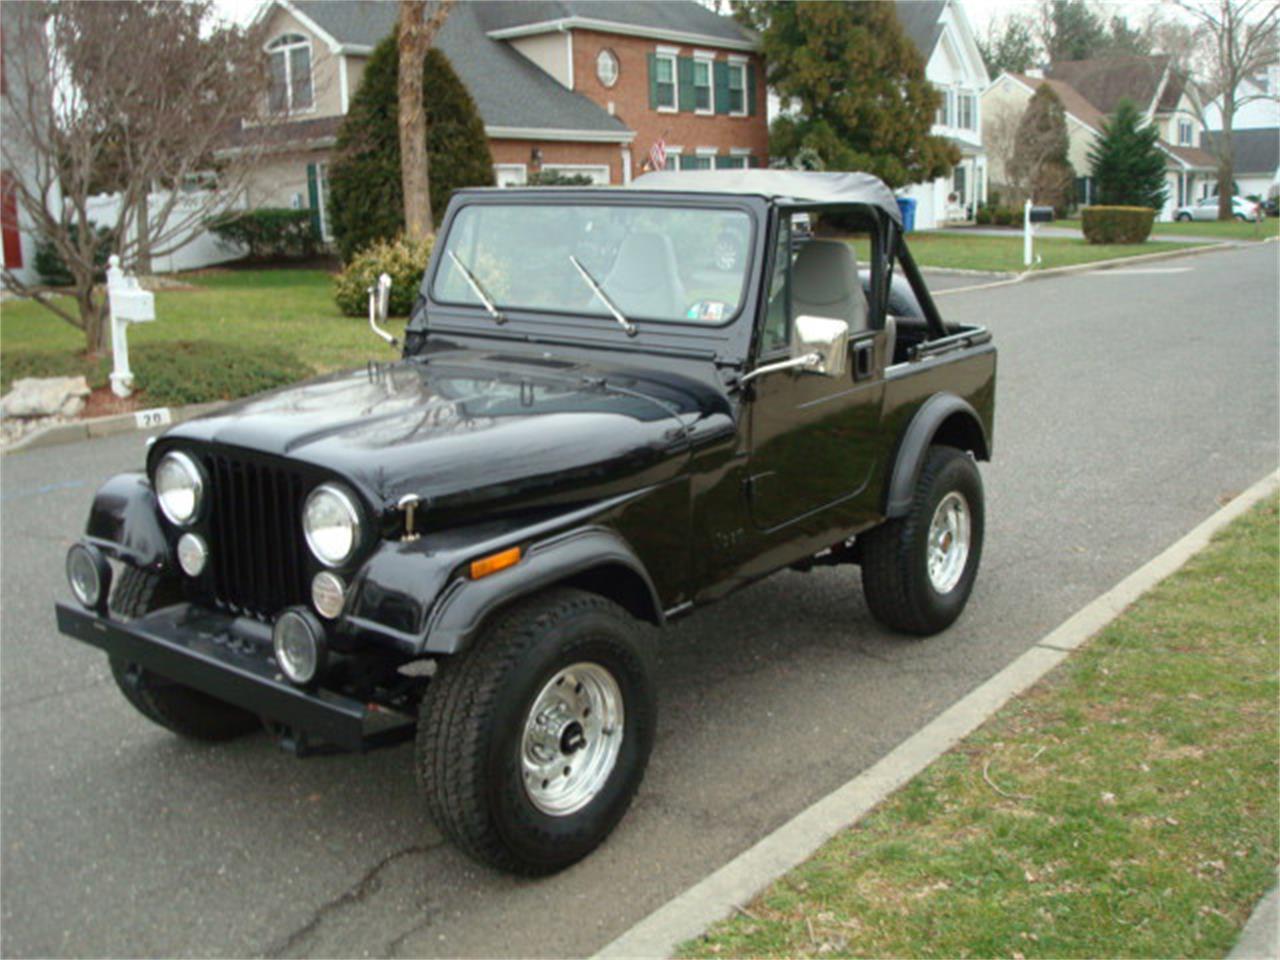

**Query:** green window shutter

left=747, top=154, right=760, bottom=168
left=305, top=163, right=321, bottom=235
left=714, top=60, right=730, bottom=115
left=747, top=63, right=758, bottom=116
left=679, top=154, right=697, bottom=170
left=715, top=155, right=733, bottom=170
left=677, top=56, right=695, bottom=112
left=648, top=53, right=659, bottom=109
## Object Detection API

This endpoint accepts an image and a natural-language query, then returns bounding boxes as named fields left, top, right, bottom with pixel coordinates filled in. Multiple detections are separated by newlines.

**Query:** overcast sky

left=217, top=0, right=1174, bottom=35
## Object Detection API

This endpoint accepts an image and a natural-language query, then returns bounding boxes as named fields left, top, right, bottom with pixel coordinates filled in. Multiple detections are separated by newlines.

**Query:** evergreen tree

left=738, top=1, right=958, bottom=187
left=328, top=33, right=492, bottom=261
left=1009, top=84, right=1074, bottom=207
left=1088, top=98, right=1168, bottom=210
left=978, top=14, right=1039, bottom=76
left=1042, top=0, right=1109, bottom=61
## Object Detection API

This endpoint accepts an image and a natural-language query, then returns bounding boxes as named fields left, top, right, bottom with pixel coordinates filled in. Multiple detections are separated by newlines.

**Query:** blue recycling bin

left=896, top=197, right=917, bottom=232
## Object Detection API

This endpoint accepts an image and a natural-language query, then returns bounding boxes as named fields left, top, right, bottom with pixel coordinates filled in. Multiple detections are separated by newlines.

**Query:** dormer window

left=1178, top=119, right=1193, bottom=145
left=268, top=34, right=313, bottom=114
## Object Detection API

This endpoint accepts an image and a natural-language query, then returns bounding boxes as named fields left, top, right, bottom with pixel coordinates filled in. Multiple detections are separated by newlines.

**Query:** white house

left=894, top=0, right=989, bottom=230
left=1203, top=65, right=1280, bottom=130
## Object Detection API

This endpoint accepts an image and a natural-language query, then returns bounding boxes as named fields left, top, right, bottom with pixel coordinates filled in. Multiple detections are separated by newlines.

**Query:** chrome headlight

left=302, top=483, right=362, bottom=567
left=154, top=451, right=204, bottom=526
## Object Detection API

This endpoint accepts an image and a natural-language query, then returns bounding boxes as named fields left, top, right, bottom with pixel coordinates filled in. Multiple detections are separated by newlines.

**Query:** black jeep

left=56, top=171, right=996, bottom=874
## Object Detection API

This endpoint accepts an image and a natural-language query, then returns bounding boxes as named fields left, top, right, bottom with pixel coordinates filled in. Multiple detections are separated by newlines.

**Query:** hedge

left=1081, top=205, right=1155, bottom=244
left=1, top=341, right=311, bottom=406
left=333, top=234, right=434, bottom=318
left=206, top=208, right=320, bottom=260
left=35, top=222, right=115, bottom=286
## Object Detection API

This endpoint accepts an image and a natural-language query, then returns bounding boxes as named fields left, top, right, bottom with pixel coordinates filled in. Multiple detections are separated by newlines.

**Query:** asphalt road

left=2, top=242, right=1277, bottom=958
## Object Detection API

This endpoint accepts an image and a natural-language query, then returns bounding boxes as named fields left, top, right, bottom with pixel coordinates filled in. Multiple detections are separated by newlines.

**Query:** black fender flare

left=421, top=526, right=663, bottom=655
left=884, top=394, right=990, bottom=518
left=84, top=472, right=172, bottom=570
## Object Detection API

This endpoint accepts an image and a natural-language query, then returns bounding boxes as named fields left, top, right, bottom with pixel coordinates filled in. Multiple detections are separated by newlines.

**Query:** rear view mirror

left=794, top=315, right=850, bottom=377
left=368, top=272, right=397, bottom=348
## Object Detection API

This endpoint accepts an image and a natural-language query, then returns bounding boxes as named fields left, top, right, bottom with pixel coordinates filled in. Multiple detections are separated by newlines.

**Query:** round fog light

left=176, top=533, right=209, bottom=577
left=66, top=542, right=111, bottom=611
left=311, top=571, right=346, bottom=620
left=273, top=608, right=326, bottom=685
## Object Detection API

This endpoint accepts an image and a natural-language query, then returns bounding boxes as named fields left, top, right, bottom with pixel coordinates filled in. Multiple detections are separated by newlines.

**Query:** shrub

left=0, top=341, right=311, bottom=406
left=1081, top=205, right=1155, bottom=244
left=527, top=170, right=596, bottom=186
left=991, top=206, right=1019, bottom=227
left=207, top=208, right=320, bottom=260
left=333, top=234, right=434, bottom=318
left=328, top=36, right=493, bottom=261
left=1088, top=99, right=1167, bottom=211
left=35, top=222, right=115, bottom=286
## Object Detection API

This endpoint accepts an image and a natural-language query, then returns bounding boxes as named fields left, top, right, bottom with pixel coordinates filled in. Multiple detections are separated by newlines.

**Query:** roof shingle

left=1201, top=128, right=1280, bottom=175
left=1046, top=56, right=1170, bottom=116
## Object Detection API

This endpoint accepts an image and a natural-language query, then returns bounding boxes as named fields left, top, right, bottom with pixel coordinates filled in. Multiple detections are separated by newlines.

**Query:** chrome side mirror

left=368, top=272, right=397, bottom=348
left=740, top=315, right=850, bottom=385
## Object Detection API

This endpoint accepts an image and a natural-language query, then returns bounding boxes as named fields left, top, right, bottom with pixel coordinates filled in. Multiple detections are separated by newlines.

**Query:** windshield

left=432, top=203, right=753, bottom=325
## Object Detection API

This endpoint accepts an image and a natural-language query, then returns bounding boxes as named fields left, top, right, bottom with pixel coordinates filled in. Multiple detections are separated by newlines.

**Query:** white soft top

left=630, top=170, right=902, bottom=224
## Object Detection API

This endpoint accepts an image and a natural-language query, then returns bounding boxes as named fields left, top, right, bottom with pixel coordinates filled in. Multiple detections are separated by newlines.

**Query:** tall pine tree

left=328, top=33, right=492, bottom=261
left=738, top=1, right=958, bottom=187
left=1088, top=99, right=1167, bottom=210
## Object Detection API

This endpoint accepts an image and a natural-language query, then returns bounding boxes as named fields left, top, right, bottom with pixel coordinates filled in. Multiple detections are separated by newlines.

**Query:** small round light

left=272, top=608, right=326, bottom=685
left=155, top=451, right=204, bottom=526
left=176, top=533, right=208, bottom=577
left=311, top=571, right=346, bottom=619
left=66, top=542, right=111, bottom=610
left=303, top=484, right=362, bottom=567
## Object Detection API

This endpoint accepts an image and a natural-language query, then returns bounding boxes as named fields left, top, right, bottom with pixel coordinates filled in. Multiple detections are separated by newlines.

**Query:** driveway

left=2, top=242, right=1276, bottom=958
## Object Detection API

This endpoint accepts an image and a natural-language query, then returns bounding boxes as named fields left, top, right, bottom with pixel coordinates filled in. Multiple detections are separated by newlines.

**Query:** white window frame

left=958, top=91, right=975, bottom=131
left=663, top=146, right=683, bottom=171
left=1178, top=118, right=1193, bottom=146
left=655, top=47, right=679, bottom=113
left=266, top=33, right=314, bottom=116
left=693, top=51, right=715, bottom=115
left=541, top=163, right=611, bottom=185
left=596, top=49, right=619, bottom=88
left=726, top=55, right=748, bottom=117
left=493, top=163, right=528, bottom=187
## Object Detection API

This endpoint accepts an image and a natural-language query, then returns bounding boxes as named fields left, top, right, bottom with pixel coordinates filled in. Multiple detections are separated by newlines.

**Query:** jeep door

left=744, top=213, right=889, bottom=535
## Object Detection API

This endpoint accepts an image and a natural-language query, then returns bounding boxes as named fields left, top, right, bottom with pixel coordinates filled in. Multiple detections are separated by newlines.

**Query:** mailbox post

left=1023, top=200, right=1055, bottom=268
left=106, top=255, right=156, bottom=398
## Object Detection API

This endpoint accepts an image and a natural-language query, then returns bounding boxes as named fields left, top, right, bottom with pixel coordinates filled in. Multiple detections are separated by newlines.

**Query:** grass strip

left=1058, top=217, right=1279, bottom=242
left=681, top=495, right=1279, bottom=959
left=848, top=233, right=1203, bottom=273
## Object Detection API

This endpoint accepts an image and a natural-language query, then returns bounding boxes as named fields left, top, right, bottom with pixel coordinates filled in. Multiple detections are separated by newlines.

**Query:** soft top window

left=432, top=203, right=753, bottom=327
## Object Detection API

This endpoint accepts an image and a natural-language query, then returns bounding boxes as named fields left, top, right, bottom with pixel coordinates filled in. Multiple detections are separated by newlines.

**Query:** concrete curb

left=1227, top=875, right=1279, bottom=960
left=596, top=467, right=1280, bottom=960
left=933, top=240, right=1229, bottom=298
left=2, top=401, right=225, bottom=455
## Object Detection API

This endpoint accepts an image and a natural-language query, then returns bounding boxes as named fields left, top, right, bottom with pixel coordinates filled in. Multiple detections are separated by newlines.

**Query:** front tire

left=108, top=567, right=260, bottom=742
left=1176, top=213, right=1192, bottom=222
left=416, top=588, right=655, bottom=875
left=861, top=446, right=985, bottom=636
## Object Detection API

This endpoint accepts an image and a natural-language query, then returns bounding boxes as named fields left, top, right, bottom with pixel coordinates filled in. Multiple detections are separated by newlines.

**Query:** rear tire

left=1176, top=213, right=1192, bottom=222
left=109, top=567, right=260, bottom=742
left=416, top=588, right=655, bottom=875
left=861, top=446, right=985, bottom=636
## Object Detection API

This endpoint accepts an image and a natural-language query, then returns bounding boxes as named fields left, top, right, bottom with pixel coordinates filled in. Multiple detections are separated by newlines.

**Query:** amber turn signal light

left=470, top=546, right=522, bottom=580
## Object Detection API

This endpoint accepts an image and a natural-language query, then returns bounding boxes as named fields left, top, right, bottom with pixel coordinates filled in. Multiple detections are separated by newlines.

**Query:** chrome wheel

left=927, top=491, right=971, bottom=594
left=521, top=662, right=624, bottom=817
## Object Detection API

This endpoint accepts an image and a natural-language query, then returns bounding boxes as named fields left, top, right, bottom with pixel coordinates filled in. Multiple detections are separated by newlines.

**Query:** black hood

left=161, top=346, right=732, bottom=522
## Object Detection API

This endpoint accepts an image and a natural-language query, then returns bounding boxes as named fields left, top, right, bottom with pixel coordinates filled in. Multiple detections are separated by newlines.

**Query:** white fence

left=84, top=189, right=246, bottom=274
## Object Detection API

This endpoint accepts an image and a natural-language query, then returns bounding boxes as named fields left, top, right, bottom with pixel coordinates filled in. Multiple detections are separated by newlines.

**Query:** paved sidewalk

left=1227, top=878, right=1279, bottom=960
left=950, top=224, right=1233, bottom=245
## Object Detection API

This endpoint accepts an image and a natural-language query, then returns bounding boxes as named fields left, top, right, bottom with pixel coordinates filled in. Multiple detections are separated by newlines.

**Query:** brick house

left=240, top=0, right=767, bottom=242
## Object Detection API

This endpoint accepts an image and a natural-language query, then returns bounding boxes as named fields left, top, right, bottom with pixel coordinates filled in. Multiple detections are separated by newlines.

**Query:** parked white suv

left=1174, top=195, right=1263, bottom=222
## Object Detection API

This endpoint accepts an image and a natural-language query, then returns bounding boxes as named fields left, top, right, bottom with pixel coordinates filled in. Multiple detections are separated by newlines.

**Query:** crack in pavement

left=262, top=843, right=438, bottom=958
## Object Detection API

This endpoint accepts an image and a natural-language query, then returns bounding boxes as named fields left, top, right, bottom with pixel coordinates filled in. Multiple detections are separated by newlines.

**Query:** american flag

left=649, top=137, right=667, bottom=172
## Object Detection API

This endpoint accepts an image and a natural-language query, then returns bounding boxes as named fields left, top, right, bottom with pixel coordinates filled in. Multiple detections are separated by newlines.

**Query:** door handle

left=852, top=341, right=875, bottom=380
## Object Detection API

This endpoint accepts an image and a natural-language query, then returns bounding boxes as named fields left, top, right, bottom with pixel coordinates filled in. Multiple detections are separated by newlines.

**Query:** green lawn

left=0, top=268, right=406, bottom=395
left=854, top=232, right=1204, bottom=273
left=681, top=495, right=1280, bottom=959
left=1059, top=217, right=1279, bottom=241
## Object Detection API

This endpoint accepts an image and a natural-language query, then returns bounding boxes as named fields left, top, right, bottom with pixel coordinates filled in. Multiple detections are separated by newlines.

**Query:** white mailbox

left=106, top=255, right=156, bottom=398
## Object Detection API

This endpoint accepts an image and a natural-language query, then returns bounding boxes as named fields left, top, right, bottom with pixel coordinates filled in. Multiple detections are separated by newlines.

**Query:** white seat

left=790, top=240, right=869, bottom=334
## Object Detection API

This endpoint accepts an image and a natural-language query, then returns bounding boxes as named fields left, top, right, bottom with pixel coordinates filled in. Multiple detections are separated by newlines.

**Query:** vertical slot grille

left=203, top=452, right=309, bottom=618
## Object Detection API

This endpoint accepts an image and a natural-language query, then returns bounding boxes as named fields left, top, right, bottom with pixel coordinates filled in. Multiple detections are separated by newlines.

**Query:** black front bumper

left=55, top=602, right=414, bottom=752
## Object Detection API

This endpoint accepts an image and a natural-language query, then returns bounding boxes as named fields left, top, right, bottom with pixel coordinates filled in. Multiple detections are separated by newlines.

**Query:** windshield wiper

left=569, top=255, right=637, bottom=337
left=447, top=251, right=505, bottom=325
